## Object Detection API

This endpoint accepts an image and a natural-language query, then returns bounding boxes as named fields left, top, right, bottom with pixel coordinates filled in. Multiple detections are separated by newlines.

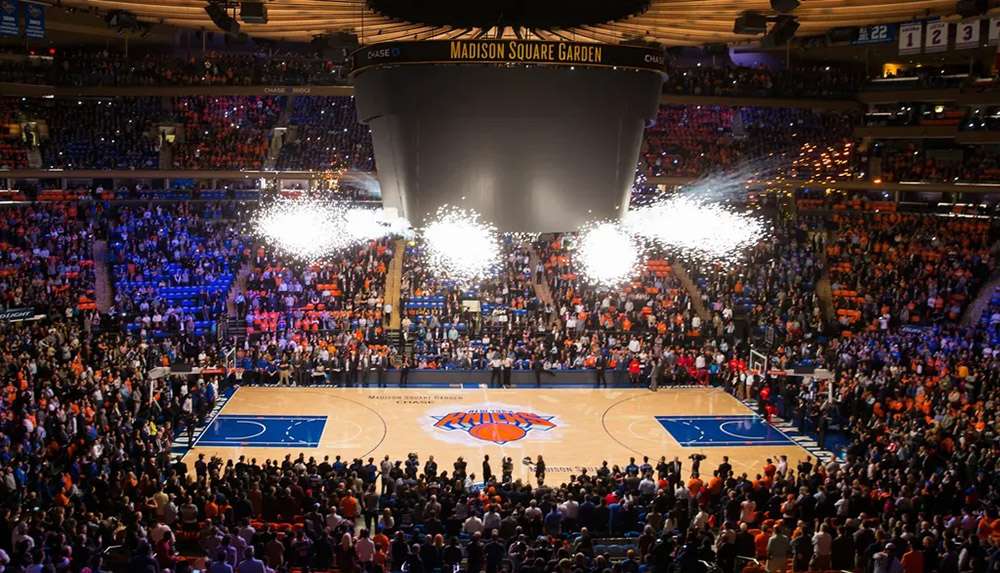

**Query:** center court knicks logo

left=429, top=404, right=558, bottom=444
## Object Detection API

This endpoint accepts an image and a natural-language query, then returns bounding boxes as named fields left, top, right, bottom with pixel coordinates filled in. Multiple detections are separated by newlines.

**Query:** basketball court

left=183, top=386, right=822, bottom=482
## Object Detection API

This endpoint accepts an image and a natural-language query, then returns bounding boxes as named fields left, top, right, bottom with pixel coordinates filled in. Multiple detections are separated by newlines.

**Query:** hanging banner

left=23, top=1, right=42, bottom=39
left=899, top=22, right=923, bottom=55
left=0, top=0, right=18, bottom=36
left=925, top=20, right=949, bottom=52
left=989, top=16, right=1000, bottom=45
left=955, top=18, right=981, bottom=49
left=853, top=23, right=896, bottom=45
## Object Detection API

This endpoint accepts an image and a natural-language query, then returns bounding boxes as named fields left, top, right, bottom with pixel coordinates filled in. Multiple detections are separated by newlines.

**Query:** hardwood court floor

left=184, top=386, right=811, bottom=483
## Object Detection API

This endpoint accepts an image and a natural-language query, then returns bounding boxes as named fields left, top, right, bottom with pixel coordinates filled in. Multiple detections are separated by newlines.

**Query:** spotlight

left=734, top=11, right=767, bottom=35
left=770, top=0, right=800, bottom=13
left=240, top=0, right=267, bottom=24
left=204, top=2, right=240, bottom=34
left=955, top=0, right=987, bottom=17
left=762, top=15, right=799, bottom=47
left=104, top=9, right=138, bottom=29
left=311, top=32, right=359, bottom=62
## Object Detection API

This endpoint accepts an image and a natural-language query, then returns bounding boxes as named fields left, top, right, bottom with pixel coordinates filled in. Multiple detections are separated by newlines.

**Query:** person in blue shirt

left=543, top=507, right=562, bottom=537
left=207, top=551, right=234, bottom=573
left=235, top=547, right=269, bottom=573
left=625, top=457, right=640, bottom=477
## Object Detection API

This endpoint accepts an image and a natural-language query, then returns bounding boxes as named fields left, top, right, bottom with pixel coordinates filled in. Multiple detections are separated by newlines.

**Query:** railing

left=223, top=346, right=237, bottom=372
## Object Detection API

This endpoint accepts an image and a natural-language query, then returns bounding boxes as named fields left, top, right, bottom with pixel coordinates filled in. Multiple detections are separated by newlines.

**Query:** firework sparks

left=420, top=206, right=501, bottom=286
left=573, top=221, right=645, bottom=288
left=623, top=195, right=768, bottom=261
left=253, top=197, right=408, bottom=261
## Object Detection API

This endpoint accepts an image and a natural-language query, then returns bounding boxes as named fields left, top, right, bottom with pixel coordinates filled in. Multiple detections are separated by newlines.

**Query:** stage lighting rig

left=240, top=0, right=268, bottom=24
left=733, top=11, right=767, bottom=34
left=733, top=10, right=800, bottom=47
left=955, top=0, right=988, bottom=16
left=762, top=15, right=800, bottom=47
left=770, top=0, right=800, bottom=14
left=204, top=1, right=240, bottom=34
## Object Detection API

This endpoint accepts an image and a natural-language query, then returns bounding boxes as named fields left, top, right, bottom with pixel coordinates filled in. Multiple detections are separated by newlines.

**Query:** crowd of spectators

left=0, top=49, right=347, bottom=86
left=400, top=238, right=546, bottom=370
left=0, top=58, right=999, bottom=573
left=826, top=211, right=994, bottom=331
left=171, top=96, right=284, bottom=170
left=0, top=187, right=997, bottom=573
left=0, top=304, right=226, bottom=571
left=0, top=202, right=97, bottom=316
left=873, top=143, right=1000, bottom=184
left=225, top=238, right=394, bottom=385
left=239, top=239, right=391, bottom=338
left=33, top=98, right=163, bottom=170
left=690, top=219, right=827, bottom=370
left=9, top=92, right=1000, bottom=189
left=980, top=285, right=1000, bottom=346
left=3, top=94, right=381, bottom=172
left=663, top=64, right=863, bottom=99
left=107, top=202, right=247, bottom=339
left=639, top=106, right=856, bottom=179
left=275, top=97, right=375, bottom=172
left=0, top=97, right=32, bottom=170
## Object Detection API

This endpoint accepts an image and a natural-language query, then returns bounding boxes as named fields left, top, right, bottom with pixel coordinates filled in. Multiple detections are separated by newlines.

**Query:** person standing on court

left=347, top=351, right=359, bottom=387
left=454, top=457, right=467, bottom=482
left=535, top=455, right=546, bottom=486
left=650, top=355, right=665, bottom=392
left=400, top=355, right=410, bottom=387
left=489, top=353, right=502, bottom=388
left=532, top=355, right=554, bottom=387
left=330, top=352, right=343, bottom=387
left=595, top=353, right=607, bottom=388
left=501, top=457, right=513, bottom=483
left=379, top=455, right=393, bottom=495
left=372, top=351, right=386, bottom=388
left=360, top=350, right=371, bottom=387
left=482, top=455, right=493, bottom=484
left=501, top=354, right=513, bottom=388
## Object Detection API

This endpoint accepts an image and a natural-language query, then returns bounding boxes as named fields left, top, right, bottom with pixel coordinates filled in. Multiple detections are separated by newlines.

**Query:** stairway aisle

left=527, top=246, right=555, bottom=307
left=226, top=260, right=252, bottom=318
left=815, top=231, right=835, bottom=327
left=671, top=260, right=710, bottom=323
left=384, top=239, right=406, bottom=330
left=263, top=96, right=296, bottom=170
left=92, top=240, right=113, bottom=312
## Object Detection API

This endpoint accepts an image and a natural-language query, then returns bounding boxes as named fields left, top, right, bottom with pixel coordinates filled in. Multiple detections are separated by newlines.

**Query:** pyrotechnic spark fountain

left=623, top=195, right=768, bottom=261
left=420, top=206, right=501, bottom=285
left=573, top=221, right=645, bottom=288
left=253, top=197, right=409, bottom=261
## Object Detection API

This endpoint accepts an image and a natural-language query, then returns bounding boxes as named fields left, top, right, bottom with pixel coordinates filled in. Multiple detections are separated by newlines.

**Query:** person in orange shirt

left=755, top=524, right=772, bottom=560
left=900, top=539, right=924, bottom=573
left=340, top=492, right=360, bottom=521
left=204, top=498, right=220, bottom=520
left=708, top=472, right=724, bottom=497
left=687, top=473, right=704, bottom=498
left=763, top=459, right=777, bottom=482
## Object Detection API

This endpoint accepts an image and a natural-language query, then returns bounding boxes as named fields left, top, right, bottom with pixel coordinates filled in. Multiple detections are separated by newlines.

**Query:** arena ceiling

left=61, top=0, right=961, bottom=45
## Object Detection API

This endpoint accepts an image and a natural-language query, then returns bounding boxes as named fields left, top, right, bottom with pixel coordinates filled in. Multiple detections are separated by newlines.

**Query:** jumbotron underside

left=351, top=40, right=665, bottom=233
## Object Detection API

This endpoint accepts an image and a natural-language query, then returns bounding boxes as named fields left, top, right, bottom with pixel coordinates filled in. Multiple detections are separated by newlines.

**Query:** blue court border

left=655, top=414, right=796, bottom=447
left=195, top=414, right=328, bottom=448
